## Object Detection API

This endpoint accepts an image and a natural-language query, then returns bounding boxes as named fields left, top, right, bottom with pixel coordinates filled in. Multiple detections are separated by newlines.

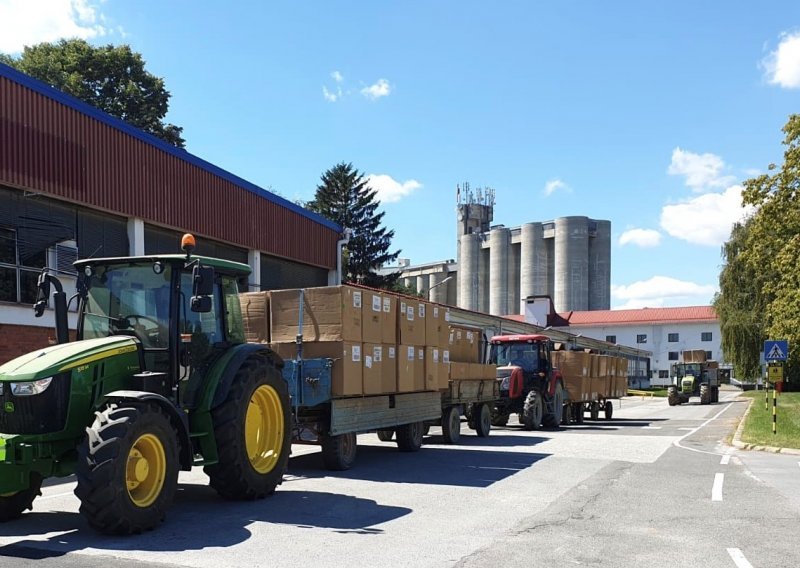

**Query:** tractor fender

left=209, top=343, right=284, bottom=410
left=104, top=390, right=193, bottom=470
left=547, top=371, right=564, bottom=396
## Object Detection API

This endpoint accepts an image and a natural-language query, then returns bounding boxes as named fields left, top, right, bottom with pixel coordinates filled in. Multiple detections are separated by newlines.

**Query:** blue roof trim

left=0, top=62, right=341, bottom=233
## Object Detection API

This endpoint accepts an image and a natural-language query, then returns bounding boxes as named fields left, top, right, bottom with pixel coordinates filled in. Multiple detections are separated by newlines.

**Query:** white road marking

left=712, top=473, right=724, bottom=501
left=641, top=426, right=662, bottom=430
left=672, top=402, right=734, bottom=456
left=720, top=454, right=731, bottom=465
left=726, top=548, right=754, bottom=568
left=678, top=427, right=694, bottom=431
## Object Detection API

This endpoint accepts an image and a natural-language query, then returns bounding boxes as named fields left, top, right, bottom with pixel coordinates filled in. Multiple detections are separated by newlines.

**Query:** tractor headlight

left=10, top=377, right=53, bottom=396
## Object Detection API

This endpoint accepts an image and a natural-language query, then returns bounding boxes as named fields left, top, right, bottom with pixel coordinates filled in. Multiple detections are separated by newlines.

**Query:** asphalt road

left=1, top=390, right=798, bottom=568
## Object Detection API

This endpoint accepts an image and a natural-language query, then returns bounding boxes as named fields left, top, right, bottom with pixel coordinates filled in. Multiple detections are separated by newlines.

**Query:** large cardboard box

left=384, top=344, right=397, bottom=392
left=238, top=291, right=270, bottom=343
left=683, top=349, right=707, bottom=363
left=448, top=361, right=470, bottom=380
left=398, top=344, right=417, bottom=392
left=440, top=308, right=451, bottom=346
left=270, top=286, right=362, bottom=343
left=591, top=376, right=610, bottom=399
left=415, top=346, right=426, bottom=391
left=364, top=343, right=394, bottom=395
left=564, top=376, right=591, bottom=402
left=467, top=363, right=497, bottom=380
left=597, top=355, right=609, bottom=378
left=426, top=305, right=447, bottom=349
left=398, top=299, right=425, bottom=345
left=272, top=341, right=362, bottom=396
left=425, top=347, right=441, bottom=390
left=553, top=351, right=590, bottom=379
left=362, top=290, right=383, bottom=344
left=381, top=294, right=397, bottom=344
left=449, top=325, right=481, bottom=363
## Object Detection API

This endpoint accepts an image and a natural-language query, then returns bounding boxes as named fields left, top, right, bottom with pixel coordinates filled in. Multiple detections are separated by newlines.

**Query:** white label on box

left=467, top=331, right=474, bottom=342
left=383, top=297, right=391, bottom=313
left=443, top=350, right=450, bottom=363
left=365, top=355, right=372, bottom=369
left=407, top=346, right=415, bottom=361
left=400, top=301, right=406, bottom=314
left=407, top=306, right=414, bottom=321
left=372, top=294, right=381, bottom=312
left=353, top=291, right=362, bottom=309
left=388, top=346, right=396, bottom=358
left=352, top=345, right=361, bottom=362
left=418, top=348, right=424, bottom=360
left=374, top=346, right=382, bottom=362
left=419, top=304, right=426, bottom=318
left=457, top=330, right=463, bottom=340
left=433, top=306, right=439, bottom=318
left=433, top=348, right=439, bottom=363
left=445, top=310, right=450, bottom=322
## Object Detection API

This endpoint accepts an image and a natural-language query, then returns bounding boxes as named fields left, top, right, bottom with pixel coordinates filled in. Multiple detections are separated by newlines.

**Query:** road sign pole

left=773, top=388, right=777, bottom=435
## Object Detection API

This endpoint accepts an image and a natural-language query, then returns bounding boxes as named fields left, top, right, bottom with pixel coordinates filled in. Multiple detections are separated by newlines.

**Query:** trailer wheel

left=590, top=402, right=600, bottom=421
left=521, top=391, right=543, bottom=430
left=491, top=408, right=509, bottom=427
left=0, top=473, right=42, bottom=522
left=667, top=387, right=680, bottom=406
left=75, top=403, right=179, bottom=534
left=473, top=403, right=492, bottom=437
left=561, top=403, right=573, bottom=425
left=441, top=406, right=461, bottom=444
left=542, top=383, right=565, bottom=428
left=377, top=429, right=394, bottom=442
left=573, top=403, right=584, bottom=424
left=604, top=401, right=614, bottom=420
left=396, top=422, right=424, bottom=452
left=205, top=356, right=291, bottom=500
left=321, top=432, right=357, bottom=471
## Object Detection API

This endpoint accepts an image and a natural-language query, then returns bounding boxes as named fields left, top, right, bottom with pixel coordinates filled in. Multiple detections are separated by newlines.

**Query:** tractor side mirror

left=33, top=270, right=51, bottom=317
left=191, top=265, right=215, bottom=313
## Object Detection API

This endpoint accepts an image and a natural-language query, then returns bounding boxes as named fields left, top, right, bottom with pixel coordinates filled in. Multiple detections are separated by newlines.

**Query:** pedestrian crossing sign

left=764, top=340, right=789, bottom=362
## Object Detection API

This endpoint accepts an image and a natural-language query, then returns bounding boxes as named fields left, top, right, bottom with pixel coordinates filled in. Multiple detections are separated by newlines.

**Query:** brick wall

left=0, top=324, right=76, bottom=364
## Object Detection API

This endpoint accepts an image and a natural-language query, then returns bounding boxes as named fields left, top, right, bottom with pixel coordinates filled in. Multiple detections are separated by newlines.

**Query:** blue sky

left=2, top=1, right=799, bottom=309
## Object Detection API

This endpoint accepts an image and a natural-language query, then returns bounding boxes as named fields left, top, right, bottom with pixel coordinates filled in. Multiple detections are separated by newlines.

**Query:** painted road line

left=726, top=548, right=754, bottom=568
left=641, top=426, right=662, bottom=430
left=720, top=454, right=731, bottom=465
left=673, top=402, right=734, bottom=456
left=678, top=427, right=694, bottom=431
left=712, top=473, right=724, bottom=501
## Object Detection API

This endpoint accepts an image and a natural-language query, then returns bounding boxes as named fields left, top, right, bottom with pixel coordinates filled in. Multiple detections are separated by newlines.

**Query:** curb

left=730, top=396, right=800, bottom=455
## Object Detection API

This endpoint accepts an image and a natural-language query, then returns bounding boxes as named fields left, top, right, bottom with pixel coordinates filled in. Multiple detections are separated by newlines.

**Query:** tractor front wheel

left=667, top=387, right=680, bottom=406
left=521, top=391, right=543, bottom=430
left=543, top=383, right=565, bottom=428
left=0, top=473, right=42, bottom=522
left=205, top=356, right=291, bottom=500
left=75, top=403, right=179, bottom=534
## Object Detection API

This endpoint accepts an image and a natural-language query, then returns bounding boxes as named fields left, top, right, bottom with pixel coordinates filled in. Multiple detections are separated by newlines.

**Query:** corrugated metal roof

left=558, top=306, right=717, bottom=326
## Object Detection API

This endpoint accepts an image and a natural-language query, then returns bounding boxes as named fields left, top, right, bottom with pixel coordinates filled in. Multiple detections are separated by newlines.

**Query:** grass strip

left=740, top=391, right=800, bottom=449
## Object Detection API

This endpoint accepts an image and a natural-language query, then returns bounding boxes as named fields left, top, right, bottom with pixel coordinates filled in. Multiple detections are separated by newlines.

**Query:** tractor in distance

left=667, top=350, right=720, bottom=406
left=487, top=335, right=566, bottom=430
left=0, top=234, right=291, bottom=534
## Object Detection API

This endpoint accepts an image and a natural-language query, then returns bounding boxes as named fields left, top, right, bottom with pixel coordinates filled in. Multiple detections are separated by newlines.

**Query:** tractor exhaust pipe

left=34, top=270, right=70, bottom=344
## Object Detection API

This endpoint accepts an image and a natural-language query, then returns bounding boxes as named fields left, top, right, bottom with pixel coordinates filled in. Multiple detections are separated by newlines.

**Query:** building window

left=706, top=351, right=713, bottom=360
left=668, top=333, right=679, bottom=342
left=658, top=370, right=669, bottom=379
left=701, top=332, right=712, bottom=342
left=0, top=227, right=42, bottom=305
left=636, top=334, right=647, bottom=344
left=606, top=335, right=616, bottom=344
left=668, top=352, right=679, bottom=361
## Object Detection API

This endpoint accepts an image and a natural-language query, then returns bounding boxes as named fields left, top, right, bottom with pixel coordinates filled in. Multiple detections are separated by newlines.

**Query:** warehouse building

left=0, top=62, right=343, bottom=362
left=391, top=185, right=611, bottom=315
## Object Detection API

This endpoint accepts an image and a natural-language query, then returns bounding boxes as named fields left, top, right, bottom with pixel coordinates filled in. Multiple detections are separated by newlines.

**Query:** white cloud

left=611, top=276, right=717, bottom=309
left=367, top=174, right=421, bottom=203
left=361, top=78, right=391, bottom=100
left=668, top=147, right=735, bottom=192
left=0, top=0, right=108, bottom=53
left=322, top=85, right=341, bottom=102
left=659, top=184, right=754, bottom=246
left=543, top=178, right=570, bottom=196
left=762, top=31, right=800, bottom=89
left=619, top=228, right=661, bottom=248
left=331, top=70, right=344, bottom=83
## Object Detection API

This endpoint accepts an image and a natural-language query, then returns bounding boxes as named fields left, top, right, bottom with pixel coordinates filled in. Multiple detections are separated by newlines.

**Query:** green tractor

left=667, top=361, right=720, bottom=406
left=0, top=235, right=291, bottom=534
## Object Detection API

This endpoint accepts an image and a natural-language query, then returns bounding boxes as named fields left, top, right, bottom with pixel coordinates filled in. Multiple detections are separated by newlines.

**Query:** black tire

left=700, top=385, right=710, bottom=405
left=441, top=406, right=461, bottom=444
left=574, top=403, right=585, bottom=424
left=561, top=402, right=573, bottom=425
left=491, top=407, right=510, bottom=427
left=543, top=383, right=565, bottom=428
left=396, top=422, right=424, bottom=452
left=590, top=401, right=600, bottom=421
left=75, top=403, right=179, bottom=535
left=377, top=429, right=394, bottom=442
left=204, top=356, right=291, bottom=500
left=321, top=432, right=357, bottom=471
left=473, top=403, right=491, bottom=437
left=0, top=473, right=42, bottom=522
left=604, top=400, right=614, bottom=420
left=521, top=391, right=543, bottom=430
left=667, top=387, right=679, bottom=406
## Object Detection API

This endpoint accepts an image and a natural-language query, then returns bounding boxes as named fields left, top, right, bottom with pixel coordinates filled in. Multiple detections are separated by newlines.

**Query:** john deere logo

left=4, top=402, right=13, bottom=413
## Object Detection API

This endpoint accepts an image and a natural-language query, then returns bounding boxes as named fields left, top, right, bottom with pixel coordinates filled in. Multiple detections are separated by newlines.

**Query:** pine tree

left=308, top=163, right=400, bottom=287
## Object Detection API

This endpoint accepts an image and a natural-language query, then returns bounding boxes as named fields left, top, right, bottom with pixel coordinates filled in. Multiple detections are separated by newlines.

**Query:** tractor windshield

left=490, top=343, right=544, bottom=372
left=81, top=262, right=173, bottom=349
left=673, top=363, right=702, bottom=379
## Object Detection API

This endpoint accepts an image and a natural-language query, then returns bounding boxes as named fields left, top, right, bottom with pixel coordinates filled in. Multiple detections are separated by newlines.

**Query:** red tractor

left=488, top=335, right=566, bottom=430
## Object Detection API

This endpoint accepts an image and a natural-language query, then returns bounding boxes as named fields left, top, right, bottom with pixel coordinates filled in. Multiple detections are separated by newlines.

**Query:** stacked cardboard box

left=443, top=323, right=495, bottom=390
left=238, top=291, right=270, bottom=344
left=552, top=350, right=591, bottom=402
left=683, top=349, right=707, bottom=363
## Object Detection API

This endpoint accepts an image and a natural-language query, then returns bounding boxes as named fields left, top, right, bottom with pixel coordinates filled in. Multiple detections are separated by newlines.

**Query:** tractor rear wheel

left=491, top=407, right=510, bottom=427
left=75, top=403, right=179, bottom=534
left=441, top=406, right=461, bottom=444
left=543, top=383, right=565, bottom=428
left=205, top=356, right=291, bottom=500
left=700, top=385, right=710, bottom=405
left=0, top=473, right=42, bottom=522
left=667, top=387, right=680, bottom=406
left=377, top=429, right=394, bottom=442
left=473, top=403, right=492, bottom=437
left=321, top=432, right=357, bottom=471
left=604, top=401, right=614, bottom=420
left=396, top=422, right=424, bottom=452
left=521, top=391, right=543, bottom=430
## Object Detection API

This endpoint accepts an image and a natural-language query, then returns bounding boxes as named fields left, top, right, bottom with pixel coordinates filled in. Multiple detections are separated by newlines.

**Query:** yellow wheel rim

left=126, top=433, right=166, bottom=508
left=245, top=384, right=284, bottom=474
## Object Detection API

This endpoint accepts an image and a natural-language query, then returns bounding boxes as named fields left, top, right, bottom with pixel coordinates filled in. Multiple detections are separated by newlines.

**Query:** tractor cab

left=489, top=335, right=552, bottom=398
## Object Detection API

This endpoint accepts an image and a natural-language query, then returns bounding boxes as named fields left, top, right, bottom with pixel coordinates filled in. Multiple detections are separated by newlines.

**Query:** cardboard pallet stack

left=446, top=324, right=496, bottom=389
left=552, top=350, right=591, bottom=402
